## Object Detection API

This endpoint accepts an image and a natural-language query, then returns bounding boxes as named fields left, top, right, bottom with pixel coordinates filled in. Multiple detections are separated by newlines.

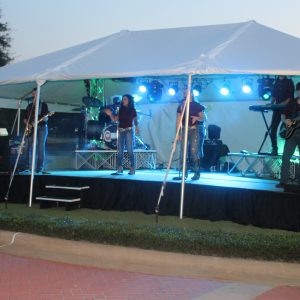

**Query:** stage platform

left=0, top=170, right=299, bottom=231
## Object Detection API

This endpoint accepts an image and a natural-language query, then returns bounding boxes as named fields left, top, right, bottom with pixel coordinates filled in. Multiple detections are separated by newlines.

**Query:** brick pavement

left=0, top=252, right=299, bottom=300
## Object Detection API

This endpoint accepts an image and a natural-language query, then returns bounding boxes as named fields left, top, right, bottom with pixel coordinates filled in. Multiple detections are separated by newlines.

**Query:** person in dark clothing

left=175, top=94, right=206, bottom=181
left=270, top=76, right=295, bottom=155
left=23, top=88, right=49, bottom=173
left=276, top=82, right=300, bottom=188
left=106, top=94, right=139, bottom=175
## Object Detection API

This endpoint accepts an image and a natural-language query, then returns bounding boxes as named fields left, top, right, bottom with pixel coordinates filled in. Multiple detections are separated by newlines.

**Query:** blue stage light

left=168, top=87, right=176, bottom=96
left=149, top=80, right=163, bottom=101
left=168, top=83, right=178, bottom=96
left=262, top=89, right=272, bottom=100
left=242, top=84, right=252, bottom=94
left=193, top=90, right=200, bottom=97
left=139, top=84, right=147, bottom=93
left=242, top=79, right=253, bottom=94
left=132, top=94, right=143, bottom=103
left=192, top=85, right=202, bottom=97
left=257, top=76, right=274, bottom=101
left=220, top=86, right=230, bottom=96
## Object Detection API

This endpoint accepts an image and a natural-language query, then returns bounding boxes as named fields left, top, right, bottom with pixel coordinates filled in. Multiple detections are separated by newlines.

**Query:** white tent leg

left=179, top=74, right=192, bottom=219
left=17, top=105, right=21, bottom=136
left=28, top=83, right=42, bottom=207
left=155, top=95, right=188, bottom=215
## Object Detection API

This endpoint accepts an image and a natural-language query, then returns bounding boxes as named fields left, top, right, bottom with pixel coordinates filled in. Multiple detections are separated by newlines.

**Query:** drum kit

left=82, top=96, right=149, bottom=150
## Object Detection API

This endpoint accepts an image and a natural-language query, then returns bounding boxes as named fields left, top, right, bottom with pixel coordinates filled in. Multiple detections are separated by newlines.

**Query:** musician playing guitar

left=270, top=76, right=294, bottom=156
left=277, top=82, right=300, bottom=188
left=23, top=88, right=49, bottom=173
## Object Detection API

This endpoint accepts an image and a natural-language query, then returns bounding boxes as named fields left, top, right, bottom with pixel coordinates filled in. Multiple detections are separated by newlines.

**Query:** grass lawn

left=0, top=203, right=300, bottom=262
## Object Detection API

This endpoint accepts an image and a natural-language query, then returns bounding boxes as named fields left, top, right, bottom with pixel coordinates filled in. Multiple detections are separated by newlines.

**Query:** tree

left=0, top=10, right=12, bottom=66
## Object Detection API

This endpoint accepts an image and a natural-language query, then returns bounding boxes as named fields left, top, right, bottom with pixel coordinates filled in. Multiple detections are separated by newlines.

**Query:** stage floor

left=20, top=169, right=283, bottom=193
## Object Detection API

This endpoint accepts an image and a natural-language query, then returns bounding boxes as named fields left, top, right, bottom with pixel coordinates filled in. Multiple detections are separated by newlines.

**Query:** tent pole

left=28, top=83, right=42, bottom=207
left=17, top=103, right=21, bottom=136
left=155, top=96, right=188, bottom=220
left=179, top=74, right=192, bottom=219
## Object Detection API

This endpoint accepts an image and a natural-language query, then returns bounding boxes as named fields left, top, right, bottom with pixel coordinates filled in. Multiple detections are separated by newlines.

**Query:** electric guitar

left=25, top=111, right=55, bottom=137
left=280, top=119, right=300, bottom=139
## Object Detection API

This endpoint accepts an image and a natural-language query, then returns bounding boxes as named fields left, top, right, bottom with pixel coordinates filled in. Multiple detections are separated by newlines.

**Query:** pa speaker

left=208, top=125, right=221, bottom=140
left=0, top=136, right=9, bottom=172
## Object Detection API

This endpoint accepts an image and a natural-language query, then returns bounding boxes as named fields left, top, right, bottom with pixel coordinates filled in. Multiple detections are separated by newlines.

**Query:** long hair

left=121, top=94, right=135, bottom=110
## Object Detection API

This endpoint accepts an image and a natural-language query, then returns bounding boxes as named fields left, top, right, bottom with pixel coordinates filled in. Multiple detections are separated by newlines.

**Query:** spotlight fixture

left=192, top=84, right=202, bottom=97
left=242, top=79, right=253, bottom=94
left=132, top=94, right=143, bottom=103
left=149, top=80, right=163, bottom=101
left=138, top=82, right=148, bottom=93
left=257, top=76, right=274, bottom=101
left=220, top=84, right=230, bottom=96
left=168, top=83, right=178, bottom=96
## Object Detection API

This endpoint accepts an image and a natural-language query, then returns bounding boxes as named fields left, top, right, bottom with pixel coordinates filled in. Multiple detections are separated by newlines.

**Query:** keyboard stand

left=257, top=110, right=272, bottom=154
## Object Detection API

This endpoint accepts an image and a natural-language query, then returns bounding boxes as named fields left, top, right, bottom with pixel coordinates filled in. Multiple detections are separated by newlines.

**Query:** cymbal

left=82, top=96, right=101, bottom=107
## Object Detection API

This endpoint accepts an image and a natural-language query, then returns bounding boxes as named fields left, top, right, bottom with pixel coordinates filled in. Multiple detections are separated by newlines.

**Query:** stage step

left=45, top=185, right=90, bottom=190
left=36, top=196, right=81, bottom=203
left=37, top=185, right=90, bottom=210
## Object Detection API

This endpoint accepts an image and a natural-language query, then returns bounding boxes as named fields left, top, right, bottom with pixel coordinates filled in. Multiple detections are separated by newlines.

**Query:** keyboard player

left=270, top=76, right=294, bottom=156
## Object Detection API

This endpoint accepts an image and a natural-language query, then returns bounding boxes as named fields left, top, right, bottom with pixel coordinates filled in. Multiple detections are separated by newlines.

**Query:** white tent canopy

left=0, top=20, right=300, bottom=106
left=0, top=20, right=300, bottom=91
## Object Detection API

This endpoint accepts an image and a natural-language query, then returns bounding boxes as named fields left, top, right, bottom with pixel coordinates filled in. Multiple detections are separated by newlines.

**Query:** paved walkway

left=0, top=252, right=299, bottom=300
left=1, top=231, right=300, bottom=299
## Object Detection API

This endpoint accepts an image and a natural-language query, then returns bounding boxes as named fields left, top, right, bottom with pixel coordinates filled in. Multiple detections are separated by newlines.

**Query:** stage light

left=262, top=89, right=272, bottom=100
left=220, top=85, right=230, bottom=96
left=242, top=85, right=251, bottom=94
left=168, top=87, right=176, bottom=96
left=193, top=84, right=202, bottom=97
left=257, top=76, right=274, bottom=101
left=132, top=94, right=143, bottom=103
left=242, top=80, right=252, bottom=94
left=138, top=84, right=147, bottom=93
left=149, top=80, right=163, bottom=101
left=168, top=84, right=178, bottom=96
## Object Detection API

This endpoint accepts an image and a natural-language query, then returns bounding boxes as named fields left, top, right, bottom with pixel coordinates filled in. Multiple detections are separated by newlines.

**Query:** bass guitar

left=25, top=111, right=55, bottom=137
left=279, top=119, right=300, bottom=139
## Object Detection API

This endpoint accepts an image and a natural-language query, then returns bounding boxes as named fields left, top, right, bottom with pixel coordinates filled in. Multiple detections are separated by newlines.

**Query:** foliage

left=0, top=209, right=299, bottom=263
left=0, top=9, right=12, bottom=66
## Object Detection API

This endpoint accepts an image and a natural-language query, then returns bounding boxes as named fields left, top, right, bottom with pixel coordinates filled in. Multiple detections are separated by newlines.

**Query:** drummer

left=109, top=96, right=121, bottom=117
left=99, top=96, right=120, bottom=124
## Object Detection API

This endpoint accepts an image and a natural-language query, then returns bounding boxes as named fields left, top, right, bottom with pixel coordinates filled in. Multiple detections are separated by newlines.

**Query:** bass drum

left=86, top=120, right=104, bottom=140
left=103, top=124, right=118, bottom=149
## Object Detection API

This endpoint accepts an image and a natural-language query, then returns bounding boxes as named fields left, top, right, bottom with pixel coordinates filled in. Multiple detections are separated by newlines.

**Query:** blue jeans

left=25, top=125, right=48, bottom=171
left=117, top=128, right=135, bottom=168
left=180, top=124, right=205, bottom=174
left=280, top=129, right=300, bottom=184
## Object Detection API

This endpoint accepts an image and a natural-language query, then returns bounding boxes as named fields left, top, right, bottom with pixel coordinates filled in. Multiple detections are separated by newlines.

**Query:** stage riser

left=75, top=150, right=157, bottom=170
left=1, top=174, right=299, bottom=232
left=227, top=153, right=300, bottom=179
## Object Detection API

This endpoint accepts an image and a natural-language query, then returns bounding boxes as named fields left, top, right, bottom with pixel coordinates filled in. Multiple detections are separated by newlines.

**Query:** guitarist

left=270, top=76, right=294, bottom=156
left=174, top=91, right=206, bottom=181
left=23, top=88, right=49, bottom=173
left=277, top=82, right=300, bottom=188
